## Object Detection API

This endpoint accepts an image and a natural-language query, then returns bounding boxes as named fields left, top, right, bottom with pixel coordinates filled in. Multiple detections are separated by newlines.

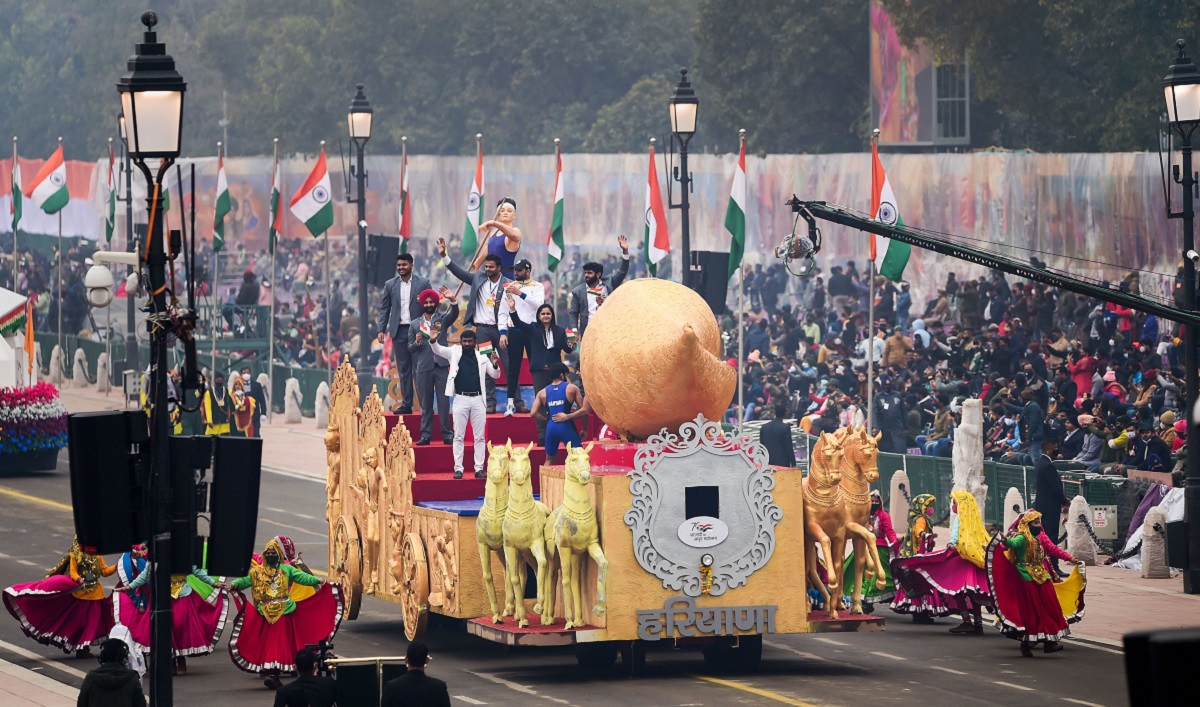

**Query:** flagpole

left=325, top=232, right=331, bottom=386
left=10, top=137, right=17, bottom=290
left=399, top=136, right=408, bottom=254
left=56, top=137, right=62, bottom=352
left=269, top=137, right=278, bottom=423
left=867, top=130, right=879, bottom=434
left=738, top=264, right=745, bottom=432
left=552, top=137, right=561, bottom=315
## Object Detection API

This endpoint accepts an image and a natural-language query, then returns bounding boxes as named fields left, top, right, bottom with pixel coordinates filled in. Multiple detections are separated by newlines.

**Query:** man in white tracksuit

left=431, top=329, right=501, bottom=479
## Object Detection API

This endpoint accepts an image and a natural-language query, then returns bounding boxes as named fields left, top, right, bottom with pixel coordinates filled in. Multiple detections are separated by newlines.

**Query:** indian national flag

left=10, top=147, right=21, bottom=234
left=724, top=135, right=746, bottom=279
left=213, top=151, right=230, bottom=251
left=398, top=149, right=411, bottom=253
left=24, top=145, right=68, bottom=215
left=463, top=141, right=484, bottom=257
left=105, top=144, right=116, bottom=242
left=870, top=141, right=909, bottom=281
left=546, top=149, right=564, bottom=272
left=643, top=143, right=669, bottom=278
left=290, top=148, right=334, bottom=238
left=268, top=154, right=283, bottom=254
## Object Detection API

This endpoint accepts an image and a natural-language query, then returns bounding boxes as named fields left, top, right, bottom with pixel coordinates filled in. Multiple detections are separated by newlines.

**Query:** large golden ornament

left=579, top=279, right=735, bottom=439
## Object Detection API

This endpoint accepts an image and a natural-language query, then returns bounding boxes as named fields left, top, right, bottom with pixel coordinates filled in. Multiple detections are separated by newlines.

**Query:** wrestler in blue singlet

left=544, top=380, right=581, bottom=458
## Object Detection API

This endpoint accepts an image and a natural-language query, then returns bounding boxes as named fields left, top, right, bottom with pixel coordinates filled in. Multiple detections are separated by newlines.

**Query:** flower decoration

left=0, top=382, right=68, bottom=456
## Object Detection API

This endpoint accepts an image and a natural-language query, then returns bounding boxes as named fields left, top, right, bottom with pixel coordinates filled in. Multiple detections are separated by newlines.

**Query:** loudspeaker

left=206, top=436, right=263, bottom=577
left=167, top=436, right=211, bottom=574
left=1166, top=520, right=1188, bottom=569
left=367, top=234, right=401, bottom=289
left=67, top=411, right=147, bottom=555
left=689, top=250, right=730, bottom=316
left=1126, top=628, right=1200, bottom=705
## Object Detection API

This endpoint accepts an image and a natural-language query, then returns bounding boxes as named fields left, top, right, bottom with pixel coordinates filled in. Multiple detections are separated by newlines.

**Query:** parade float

left=326, top=279, right=884, bottom=672
left=0, top=288, right=65, bottom=473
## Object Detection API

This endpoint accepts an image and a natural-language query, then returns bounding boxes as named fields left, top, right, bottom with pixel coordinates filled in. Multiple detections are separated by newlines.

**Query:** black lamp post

left=347, top=84, right=372, bottom=394
left=117, top=11, right=185, bottom=703
left=1165, top=40, right=1200, bottom=595
left=669, top=68, right=699, bottom=289
left=116, top=113, right=139, bottom=374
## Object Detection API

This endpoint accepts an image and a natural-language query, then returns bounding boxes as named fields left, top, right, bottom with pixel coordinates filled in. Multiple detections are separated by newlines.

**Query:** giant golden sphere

left=580, top=278, right=736, bottom=439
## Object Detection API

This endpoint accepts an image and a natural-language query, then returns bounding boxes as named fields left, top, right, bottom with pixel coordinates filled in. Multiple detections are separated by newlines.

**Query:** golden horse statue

left=476, top=441, right=511, bottom=623
left=839, top=426, right=888, bottom=614
left=544, top=442, right=608, bottom=628
left=804, top=429, right=848, bottom=617
left=501, top=441, right=551, bottom=627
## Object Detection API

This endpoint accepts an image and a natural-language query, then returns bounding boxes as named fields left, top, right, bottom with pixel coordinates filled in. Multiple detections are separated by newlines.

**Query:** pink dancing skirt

left=227, top=583, right=343, bottom=674
left=987, top=537, right=1069, bottom=642
left=4, top=575, right=114, bottom=652
left=891, top=546, right=993, bottom=615
left=113, top=590, right=229, bottom=657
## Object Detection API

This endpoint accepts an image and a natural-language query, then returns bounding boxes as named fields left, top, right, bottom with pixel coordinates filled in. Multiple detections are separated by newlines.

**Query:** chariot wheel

left=400, top=532, right=430, bottom=641
left=332, top=516, right=363, bottom=620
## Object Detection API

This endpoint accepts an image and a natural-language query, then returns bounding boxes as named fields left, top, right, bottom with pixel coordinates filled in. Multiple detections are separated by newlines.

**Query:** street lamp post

left=1164, top=39, right=1200, bottom=595
left=347, top=84, right=373, bottom=395
left=117, top=11, right=186, bottom=703
left=117, top=114, right=139, bottom=374
left=668, top=68, right=699, bottom=289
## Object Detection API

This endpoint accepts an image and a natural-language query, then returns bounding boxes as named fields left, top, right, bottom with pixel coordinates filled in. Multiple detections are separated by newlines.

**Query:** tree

left=694, top=0, right=870, bottom=154
left=879, top=0, right=1200, bottom=151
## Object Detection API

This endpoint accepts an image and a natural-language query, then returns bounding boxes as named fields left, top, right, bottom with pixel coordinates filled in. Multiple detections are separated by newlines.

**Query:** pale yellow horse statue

left=544, top=442, right=607, bottom=628
left=476, top=441, right=511, bottom=623
left=501, top=441, right=551, bottom=627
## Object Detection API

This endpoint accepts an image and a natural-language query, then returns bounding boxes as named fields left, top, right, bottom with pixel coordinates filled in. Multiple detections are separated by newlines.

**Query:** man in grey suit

left=377, top=252, right=432, bottom=414
left=408, top=286, right=459, bottom=445
left=437, top=237, right=512, bottom=413
left=567, top=234, right=630, bottom=341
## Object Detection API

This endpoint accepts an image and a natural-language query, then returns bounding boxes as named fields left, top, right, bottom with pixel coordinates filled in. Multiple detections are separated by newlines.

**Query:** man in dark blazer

left=759, top=403, right=797, bottom=468
left=437, top=237, right=512, bottom=413
left=567, top=234, right=630, bottom=341
left=377, top=252, right=432, bottom=414
left=407, top=287, right=460, bottom=445
left=1033, top=430, right=1069, bottom=576
left=273, top=648, right=336, bottom=707
left=381, top=641, right=450, bottom=707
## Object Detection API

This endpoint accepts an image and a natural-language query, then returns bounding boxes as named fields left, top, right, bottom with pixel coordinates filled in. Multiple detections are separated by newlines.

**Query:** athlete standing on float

left=529, top=363, right=583, bottom=464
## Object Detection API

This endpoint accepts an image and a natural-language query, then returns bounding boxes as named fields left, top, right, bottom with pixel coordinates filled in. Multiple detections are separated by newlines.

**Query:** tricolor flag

left=268, top=153, right=283, bottom=253
left=546, top=148, right=564, bottom=273
left=643, top=142, right=669, bottom=278
left=477, top=340, right=495, bottom=358
left=290, top=148, right=334, bottom=238
left=212, top=150, right=230, bottom=251
left=398, top=148, right=411, bottom=253
left=724, top=134, right=747, bottom=279
left=870, top=141, right=909, bottom=281
left=105, top=144, right=116, bottom=242
left=9, top=145, right=21, bottom=234
left=24, top=144, right=68, bottom=215
left=462, top=139, right=484, bottom=257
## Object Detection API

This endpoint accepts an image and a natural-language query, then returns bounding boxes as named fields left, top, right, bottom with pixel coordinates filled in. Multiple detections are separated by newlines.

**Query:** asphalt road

left=0, top=453, right=1130, bottom=706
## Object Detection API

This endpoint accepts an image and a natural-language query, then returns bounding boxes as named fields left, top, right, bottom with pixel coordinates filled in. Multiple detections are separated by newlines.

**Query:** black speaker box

left=167, top=436, right=203, bottom=573
left=1126, top=628, right=1200, bottom=705
left=67, top=411, right=147, bottom=555
left=368, top=234, right=401, bottom=289
left=206, top=436, right=263, bottom=577
left=689, top=250, right=730, bottom=316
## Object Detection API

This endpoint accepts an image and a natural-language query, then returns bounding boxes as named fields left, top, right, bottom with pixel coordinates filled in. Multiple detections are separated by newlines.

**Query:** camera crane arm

left=793, top=200, right=1200, bottom=329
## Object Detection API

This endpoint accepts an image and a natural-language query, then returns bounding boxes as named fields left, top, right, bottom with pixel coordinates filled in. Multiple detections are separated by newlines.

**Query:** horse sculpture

left=803, top=429, right=848, bottom=618
left=502, top=441, right=551, bottom=627
left=544, top=442, right=607, bottom=628
left=839, top=426, right=888, bottom=614
left=476, top=441, right=511, bottom=623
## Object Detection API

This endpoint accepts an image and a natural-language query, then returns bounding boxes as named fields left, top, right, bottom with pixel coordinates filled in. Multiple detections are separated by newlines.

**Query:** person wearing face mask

left=566, top=234, right=630, bottom=342
left=408, top=287, right=460, bottom=446
left=240, top=366, right=268, bottom=435
left=889, top=494, right=945, bottom=624
left=201, top=372, right=232, bottom=436
left=987, top=510, right=1081, bottom=656
left=216, top=538, right=340, bottom=690
left=842, top=490, right=898, bottom=608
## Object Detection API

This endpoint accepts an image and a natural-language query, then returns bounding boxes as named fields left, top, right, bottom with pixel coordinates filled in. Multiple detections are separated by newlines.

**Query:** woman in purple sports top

left=472, top=197, right=522, bottom=278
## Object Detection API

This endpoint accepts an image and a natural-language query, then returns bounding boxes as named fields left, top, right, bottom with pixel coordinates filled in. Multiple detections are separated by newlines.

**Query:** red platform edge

left=468, top=614, right=597, bottom=635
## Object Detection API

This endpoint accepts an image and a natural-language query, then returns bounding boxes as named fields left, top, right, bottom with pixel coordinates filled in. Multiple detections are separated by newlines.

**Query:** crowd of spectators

left=723, top=261, right=1188, bottom=483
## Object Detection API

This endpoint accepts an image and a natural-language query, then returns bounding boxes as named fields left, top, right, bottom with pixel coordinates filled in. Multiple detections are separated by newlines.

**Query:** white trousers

left=452, top=395, right=487, bottom=474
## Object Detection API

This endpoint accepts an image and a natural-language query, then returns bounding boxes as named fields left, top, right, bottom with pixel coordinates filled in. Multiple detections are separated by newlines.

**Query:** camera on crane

left=775, top=195, right=821, bottom=276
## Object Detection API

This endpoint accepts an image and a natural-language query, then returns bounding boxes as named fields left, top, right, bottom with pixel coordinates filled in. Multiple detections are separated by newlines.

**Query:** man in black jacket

left=77, top=638, right=146, bottom=706
left=274, top=648, right=336, bottom=707
left=381, top=641, right=450, bottom=707
left=759, top=403, right=796, bottom=468
left=1033, top=431, right=1069, bottom=576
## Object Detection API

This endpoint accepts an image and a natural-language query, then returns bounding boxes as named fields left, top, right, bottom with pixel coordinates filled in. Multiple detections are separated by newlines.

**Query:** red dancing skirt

left=228, top=583, right=343, bottom=674
left=4, top=575, right=114, bottom=652
left=986, top=536, right=1069, bottom=642
left=891, top=546, right=993, bottom=616
left=114, top=590, right=229, bottom=658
